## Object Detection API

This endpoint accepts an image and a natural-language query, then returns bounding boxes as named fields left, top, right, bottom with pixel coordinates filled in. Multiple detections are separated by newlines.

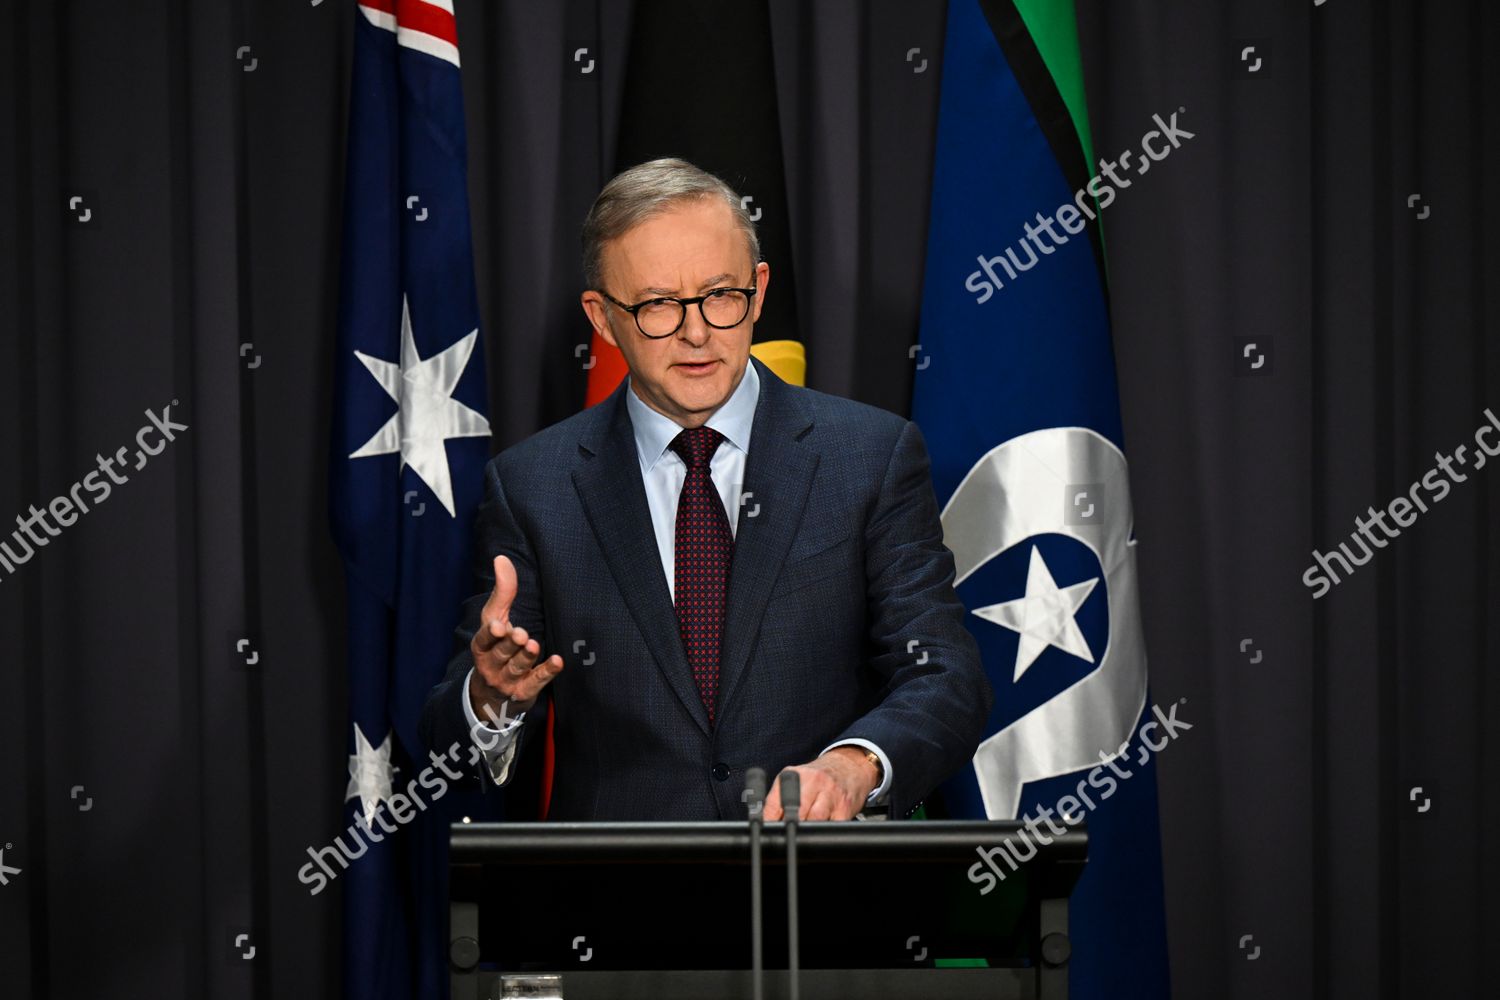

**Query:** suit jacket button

left=711, top=763, right=730, bottom=782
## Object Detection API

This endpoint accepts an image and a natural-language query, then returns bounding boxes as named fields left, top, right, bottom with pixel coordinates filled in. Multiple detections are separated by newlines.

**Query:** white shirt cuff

left=821, top=738, right=893, bottom=805
left=462, top=666, right=527, bottom=784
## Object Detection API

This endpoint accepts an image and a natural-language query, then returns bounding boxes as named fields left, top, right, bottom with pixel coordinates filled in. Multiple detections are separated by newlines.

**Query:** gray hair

left=581, top=157, right=761, bottom=291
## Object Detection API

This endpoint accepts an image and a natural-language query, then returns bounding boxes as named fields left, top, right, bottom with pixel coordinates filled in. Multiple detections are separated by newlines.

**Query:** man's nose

left=677, top=306, right=712, bottom=345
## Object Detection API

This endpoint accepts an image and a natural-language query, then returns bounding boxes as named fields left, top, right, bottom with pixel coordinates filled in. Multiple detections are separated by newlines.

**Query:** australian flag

left=912, top=1, right=1170, bottom=997
left=329, top=2, right=496, bottom=998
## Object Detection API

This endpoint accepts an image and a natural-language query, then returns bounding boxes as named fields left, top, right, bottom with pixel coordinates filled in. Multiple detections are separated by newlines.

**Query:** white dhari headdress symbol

left=941, top=427, right=1148, bottom=820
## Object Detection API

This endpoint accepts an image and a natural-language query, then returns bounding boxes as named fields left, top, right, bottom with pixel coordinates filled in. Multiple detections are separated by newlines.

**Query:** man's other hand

left=469, top=554, right=564, bottom=721
left=763, top=747, right=879, bottom=821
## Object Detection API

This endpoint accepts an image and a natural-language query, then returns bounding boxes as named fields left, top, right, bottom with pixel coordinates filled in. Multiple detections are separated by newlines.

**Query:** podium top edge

left=448, top=819, right=1087, bottom=864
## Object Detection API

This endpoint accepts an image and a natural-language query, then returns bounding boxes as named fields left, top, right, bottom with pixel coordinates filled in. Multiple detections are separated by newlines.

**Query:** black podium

left=450, top=820, right=1086, bottom=1000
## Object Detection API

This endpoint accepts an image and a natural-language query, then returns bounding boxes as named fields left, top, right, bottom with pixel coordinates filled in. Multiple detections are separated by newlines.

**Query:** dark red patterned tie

left=670, top=426, right=733, bottom=724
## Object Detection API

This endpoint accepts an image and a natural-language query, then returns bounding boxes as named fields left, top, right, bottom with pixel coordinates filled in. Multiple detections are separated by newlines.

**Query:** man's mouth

left=674, top=360, right=719, bottom=373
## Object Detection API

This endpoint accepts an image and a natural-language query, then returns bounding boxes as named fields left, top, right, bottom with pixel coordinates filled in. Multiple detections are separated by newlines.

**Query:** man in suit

left=420, top=158, right=991, bottom=821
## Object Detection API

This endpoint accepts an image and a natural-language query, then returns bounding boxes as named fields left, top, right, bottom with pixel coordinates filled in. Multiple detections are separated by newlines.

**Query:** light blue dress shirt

left=624, top=357, right=759, bottom=603
left=464, top=361, right=891, bottom=806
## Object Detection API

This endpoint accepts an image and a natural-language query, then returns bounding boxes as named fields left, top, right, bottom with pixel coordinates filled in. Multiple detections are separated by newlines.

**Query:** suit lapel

left=717, top=358, right=819, bottom=721
left=572, top=379, right=713, bottom=734
left=570, top=358, right=818, bottom=736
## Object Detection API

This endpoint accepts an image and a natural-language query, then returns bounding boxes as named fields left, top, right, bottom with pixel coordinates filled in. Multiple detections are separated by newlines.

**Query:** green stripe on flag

left=1012, top=0, right=1095, bottom=171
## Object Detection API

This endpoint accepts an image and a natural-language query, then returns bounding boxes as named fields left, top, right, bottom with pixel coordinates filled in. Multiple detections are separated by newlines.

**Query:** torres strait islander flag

left=329, top=2, right=500, bottom=998
left=913, top=1, right=1171, bottom=997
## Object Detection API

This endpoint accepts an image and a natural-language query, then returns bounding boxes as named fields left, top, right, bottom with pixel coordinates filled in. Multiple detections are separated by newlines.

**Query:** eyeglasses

left=597, top=284, right=758, bottom=339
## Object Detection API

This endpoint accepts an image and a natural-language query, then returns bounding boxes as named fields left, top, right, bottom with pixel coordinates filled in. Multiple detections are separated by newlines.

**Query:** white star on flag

left=973, top=545, right=1099, bottom=682
left=349, top=294, right=491, bottom=517
left=345, top=723, right=397, bottom=826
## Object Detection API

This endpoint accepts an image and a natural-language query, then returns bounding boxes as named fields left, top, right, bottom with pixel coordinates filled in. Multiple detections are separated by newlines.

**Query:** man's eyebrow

left=633, top=274, right=738, bottom=298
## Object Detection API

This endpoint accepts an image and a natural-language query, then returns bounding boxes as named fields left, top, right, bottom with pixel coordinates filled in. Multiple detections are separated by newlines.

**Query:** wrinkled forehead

left=603, top=199, right=754, bottom=295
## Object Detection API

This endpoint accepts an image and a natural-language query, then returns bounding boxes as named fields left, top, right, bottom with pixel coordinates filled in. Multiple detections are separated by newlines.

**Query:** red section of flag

left=539, top=701, right=556, bottom=820
left=359, top=0, right=460, bottom=48
left=395, top=0, right=458, bottom=46
left=584, top=332, right=629, bottom=406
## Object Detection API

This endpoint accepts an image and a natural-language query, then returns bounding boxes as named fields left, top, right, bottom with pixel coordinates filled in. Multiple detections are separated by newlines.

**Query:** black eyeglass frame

left=596, top=283, right=759, bottom=339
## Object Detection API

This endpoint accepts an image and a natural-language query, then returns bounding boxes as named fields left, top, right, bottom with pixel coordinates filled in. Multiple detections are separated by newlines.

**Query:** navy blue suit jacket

left=419, top=356, right=991, bottom=820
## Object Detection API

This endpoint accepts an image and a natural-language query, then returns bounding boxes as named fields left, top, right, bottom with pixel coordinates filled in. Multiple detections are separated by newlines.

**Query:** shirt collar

left=625, top=359, right=760, bottom=474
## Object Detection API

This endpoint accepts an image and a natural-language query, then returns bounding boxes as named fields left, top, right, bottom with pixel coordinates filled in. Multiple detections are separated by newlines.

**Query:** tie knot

left=670, top=426, right=725, bottom=471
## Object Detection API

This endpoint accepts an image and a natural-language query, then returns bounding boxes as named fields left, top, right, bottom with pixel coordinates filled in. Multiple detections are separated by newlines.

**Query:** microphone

left=780, top=770, right=801, bottom=1000
left=743, top=768, right=767, bottom=1000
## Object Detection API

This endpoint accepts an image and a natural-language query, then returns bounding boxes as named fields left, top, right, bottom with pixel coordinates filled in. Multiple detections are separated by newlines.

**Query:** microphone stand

left=743, top=768, right=767, bottom=1000
left=780, top=771, right=801, bottom=1000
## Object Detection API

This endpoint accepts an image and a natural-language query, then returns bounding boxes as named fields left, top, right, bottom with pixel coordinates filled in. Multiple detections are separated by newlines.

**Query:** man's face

left=582, top=197, right=770, bottom=428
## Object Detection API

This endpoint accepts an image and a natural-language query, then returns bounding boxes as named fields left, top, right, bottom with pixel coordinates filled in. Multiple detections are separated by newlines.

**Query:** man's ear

left=580, top=291, right=618, bottom=349
left=750, top=260, right=771, bottom=324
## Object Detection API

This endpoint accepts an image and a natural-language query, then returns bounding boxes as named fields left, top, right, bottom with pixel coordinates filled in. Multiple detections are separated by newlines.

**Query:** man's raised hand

left=468, top=554, right=564, bottom=722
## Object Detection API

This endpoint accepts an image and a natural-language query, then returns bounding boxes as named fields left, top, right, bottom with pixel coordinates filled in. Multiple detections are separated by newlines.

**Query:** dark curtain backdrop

left=1, top=2, right=1495, bottom=999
